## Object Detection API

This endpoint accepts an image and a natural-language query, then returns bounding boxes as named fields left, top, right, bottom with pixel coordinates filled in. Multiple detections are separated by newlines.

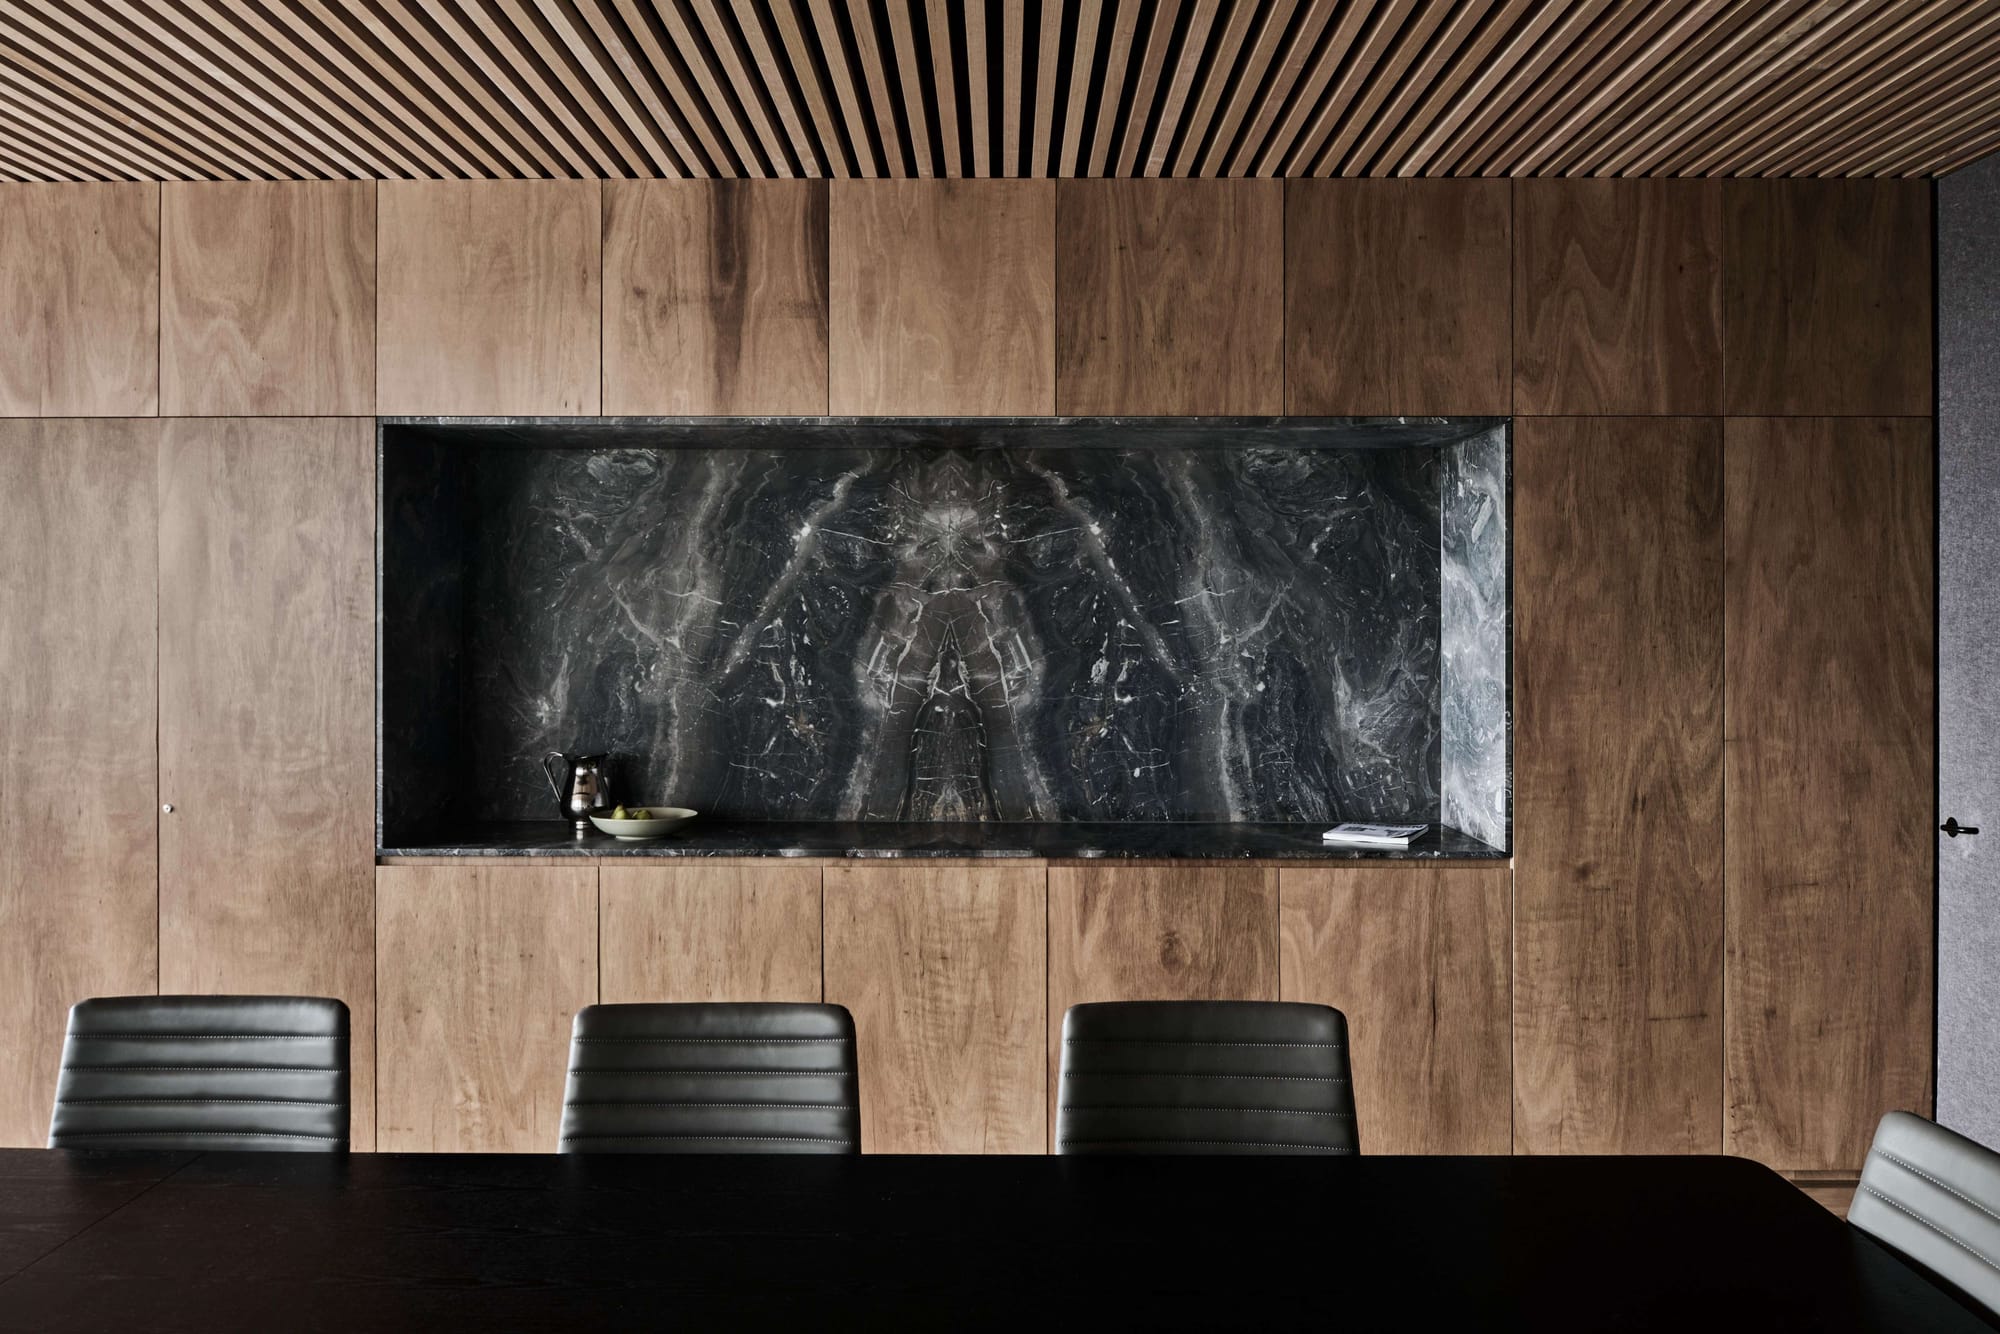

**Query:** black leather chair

left=1849, top=1111, right=2000, bottom=1318
left=1056, top=1000, right=1358, bottom=1155
left=559, top=1002, right=860, bottom=1153
left=48, top=995, right=350, bottom=1151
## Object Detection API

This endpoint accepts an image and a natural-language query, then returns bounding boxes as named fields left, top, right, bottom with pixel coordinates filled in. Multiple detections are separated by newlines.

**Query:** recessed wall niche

left=379, top=417, right=1509, bottom=850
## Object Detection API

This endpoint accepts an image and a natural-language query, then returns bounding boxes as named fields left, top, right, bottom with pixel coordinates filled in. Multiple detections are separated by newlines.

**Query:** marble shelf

left=379, top=819, right=1508, bottom=862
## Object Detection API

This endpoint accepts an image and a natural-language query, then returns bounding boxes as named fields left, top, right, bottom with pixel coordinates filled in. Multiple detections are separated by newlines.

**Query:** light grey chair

left=1849, top=1110, right=2000, bottom=1318
left=1056, top=1000, right=1358, bottom=1155
left=48, top=995, right=350, bottom=1152
left=559, top=1002, right=859, bottom=1153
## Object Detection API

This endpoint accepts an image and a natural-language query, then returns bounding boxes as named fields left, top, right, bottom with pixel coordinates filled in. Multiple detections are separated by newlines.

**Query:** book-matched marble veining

left=380, top=418, right=1510, bottom=845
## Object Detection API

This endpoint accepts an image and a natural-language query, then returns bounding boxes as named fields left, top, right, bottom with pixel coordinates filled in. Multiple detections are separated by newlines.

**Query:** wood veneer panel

left=1286, top=179, right=1511, bottom=417
left=377, top=179, right=601, bottom=415
left=1722, top=180, right=1931, bottom=417
left=1056, top=180, right=1283, bottom=415
left=1513, top=179, right=1722, bottom=416
left=829, top=180, right=1054, bottom=414
left=0, top=421, right=157, bottom=1147
left=1279, top=867, right=1511, bottom=1155
left=1723, top=416, right=1932, bottom=1172
left=376, top=866, right=597, bottom=1154
left=159, top=181, right=375, bottom=416
left=0, top=184, right=157, bottom=416
left=603, top=180, right=828, bottom=415
left=1046, top=866, right=1278, bottom=1148
left=823, top=865, right=1044, bottom=1154
left=1513, top=416, right=1723, bottom=1156
left=599, top=865, right=822, bottom=1004
left=157, top=418, right=376, bottom=1148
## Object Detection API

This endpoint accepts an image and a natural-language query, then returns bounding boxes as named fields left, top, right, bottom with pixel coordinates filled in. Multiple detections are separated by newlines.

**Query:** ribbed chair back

left=48, top=995, right=350, bottom=1152
left=560, top=1003, right=860, bottom=1154
left=1850, top=1111, right=2000, bottom=1317
left=1057, top=1000, right=1357, bottom=1155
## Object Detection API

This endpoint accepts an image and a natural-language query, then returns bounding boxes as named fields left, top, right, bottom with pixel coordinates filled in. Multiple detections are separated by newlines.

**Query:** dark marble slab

left=1439, top=424, right=1510, bottom=850
left=379, top=819, right=1509, bottom=861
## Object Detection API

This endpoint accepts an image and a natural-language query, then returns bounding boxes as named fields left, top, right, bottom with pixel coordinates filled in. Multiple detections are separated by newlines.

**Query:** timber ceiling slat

left=1, top=0, right=1996, bottom=181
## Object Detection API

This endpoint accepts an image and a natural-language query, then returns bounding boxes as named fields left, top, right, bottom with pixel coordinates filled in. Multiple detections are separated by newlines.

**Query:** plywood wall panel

left=1058, top=179, right=1283, bottom=414
left=823, top=865, right=1044, bottom=1154
left=157, top=417, right=377, bottom=1147
left=830, top=180, right=1054, bottom=414
left=377, top=179, right=601, bottom=415
left=0, top=184, right=158, bottom=417
left=600, top=864, right=821, bottom=1003
left=1280, top=867, right=1512, bottom=1155
left=160, top=181, right=375, bottom=416
left=1286, top=179, right=1510, bottom=416
left=377, top=865, right=598, bottom=1154
left=1513, top=416, right=1724, bottom=1156
left=1514, top=179, right=1722, bottom=416
left=604, top=180, right=828, bottom=415
left=1047, top=866, right=1277, bottom=1148
left=1723, top=416, right=1933, bottom=1172
left=1723, top=180, right=1932, bottom=417
left=0, top=420, right=158, bottom=1147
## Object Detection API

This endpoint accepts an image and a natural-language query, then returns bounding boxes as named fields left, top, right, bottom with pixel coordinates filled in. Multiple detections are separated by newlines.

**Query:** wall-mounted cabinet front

left=0, top=184, right=158, bottom=417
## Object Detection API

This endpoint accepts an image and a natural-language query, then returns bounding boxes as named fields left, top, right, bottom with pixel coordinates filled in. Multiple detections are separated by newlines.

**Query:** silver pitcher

left=541, top=751, right=612, bottom=831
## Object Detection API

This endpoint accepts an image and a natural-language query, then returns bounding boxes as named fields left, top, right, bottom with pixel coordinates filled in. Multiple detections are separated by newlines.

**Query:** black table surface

left=0, top=1150, right=1988, bottom=1332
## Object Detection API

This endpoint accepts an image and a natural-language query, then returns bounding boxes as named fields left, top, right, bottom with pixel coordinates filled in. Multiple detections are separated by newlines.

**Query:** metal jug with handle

left=541, top=751, right=612, bottom=831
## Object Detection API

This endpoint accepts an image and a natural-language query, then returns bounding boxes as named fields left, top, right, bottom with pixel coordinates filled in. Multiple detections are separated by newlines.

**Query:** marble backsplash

left=380, top=418, right=1509, bottom=843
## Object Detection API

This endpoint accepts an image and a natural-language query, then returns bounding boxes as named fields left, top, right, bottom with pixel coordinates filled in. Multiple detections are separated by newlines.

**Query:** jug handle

left=540, top=752, right=570, bottom=802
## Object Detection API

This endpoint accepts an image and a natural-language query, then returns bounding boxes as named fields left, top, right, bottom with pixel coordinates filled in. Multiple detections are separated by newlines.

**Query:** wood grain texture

left=1056, top=179, right=1283, bottom=415
left=159, top=181, right=375, bottom=416
left=823, top=865, right=1044, bottom=1154
left=1722, top=179, right=1932, bottom=416
left=599, top=864, right=821, bottom=1004
left=1287, top=179, right=1511, bottom=416
left=1723, top=416, right=1933, bottom=1172
left=377, top=179, right=601, bottom=415
left=1279, top=867, right=1512, bottom=1155
left=1046, top=865, right=1278, bottom=1147
left=0, top=184, right=157, bottom=416
left=376, top=866, right=598, bottom=1154
left=1513, top=178, right=1722, bottom=415
left=0, top=421, right=157, bottom=1147
left=1513, top=416, right=1724, bottom=1156
left=156, top=418, right=377, bottom=1148
left=603, top=179, right=828, bottom=414
left=829, top=180, right=1054, bottom=414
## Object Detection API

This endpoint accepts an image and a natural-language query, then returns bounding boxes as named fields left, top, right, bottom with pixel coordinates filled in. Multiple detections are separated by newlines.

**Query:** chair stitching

left=564, top=1104, right=852, bottom=1112
left=568, top=1069, right=853, bottom=1076
left=1057, top=1139, right=1353, bottom=1153
left=54, top=1130, right=342, bottom=1142
left=558, top=1134, right=854, bottom=1143
left=571, top=1038, right=847, bottom=1044
left=70, top=1034, right=338, bottom=1040
left=1876, top=1151, right=2000, bottom=1231
left=1061, top=1072, right=1349, bottom=1082
left=1064, top=1040, right=1344, bottom=1049
left=62, top=1066, right=340, bottom=1073
left=1061, top=1105, right=1354, bottom=1117
left=56, top=1098, right=342, bottom=1106
left=1857, top=1185, right=2000, bottom=1275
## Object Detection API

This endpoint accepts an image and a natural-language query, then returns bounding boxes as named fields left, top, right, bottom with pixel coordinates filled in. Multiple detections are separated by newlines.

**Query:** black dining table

left=0, top=1148, right=1988, bottom=1332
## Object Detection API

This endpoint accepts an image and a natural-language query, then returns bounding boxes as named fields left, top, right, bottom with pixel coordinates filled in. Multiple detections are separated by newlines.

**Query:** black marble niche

left=380, top=417, right=1511, bottom=852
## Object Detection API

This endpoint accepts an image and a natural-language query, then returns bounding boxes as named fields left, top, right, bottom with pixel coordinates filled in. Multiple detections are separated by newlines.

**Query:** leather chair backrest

left=1850, top=1110, right=2000, bottom=1318
left=1057, top=1000, right=1357, bottom=1155
left=560, top=1002, right=859, bottom=1153
left=48, top=995, right=350, bottom=1152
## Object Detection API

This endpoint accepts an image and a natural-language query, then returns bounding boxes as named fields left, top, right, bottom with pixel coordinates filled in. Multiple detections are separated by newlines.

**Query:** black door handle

left=1943, top=818, right=1981, bottom=837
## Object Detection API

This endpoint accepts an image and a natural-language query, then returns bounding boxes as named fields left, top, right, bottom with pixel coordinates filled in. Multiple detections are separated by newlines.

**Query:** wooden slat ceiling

left=2, top=0, right=1998, bottom=182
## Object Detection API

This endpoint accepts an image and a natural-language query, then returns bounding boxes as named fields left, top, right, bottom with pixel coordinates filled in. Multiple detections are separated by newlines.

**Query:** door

left=1939, top=158, right=2000, bottom=1148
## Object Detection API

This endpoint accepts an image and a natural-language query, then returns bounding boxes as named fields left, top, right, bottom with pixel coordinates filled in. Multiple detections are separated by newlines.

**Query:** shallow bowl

left=587, top=806, right=697, bottom=840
